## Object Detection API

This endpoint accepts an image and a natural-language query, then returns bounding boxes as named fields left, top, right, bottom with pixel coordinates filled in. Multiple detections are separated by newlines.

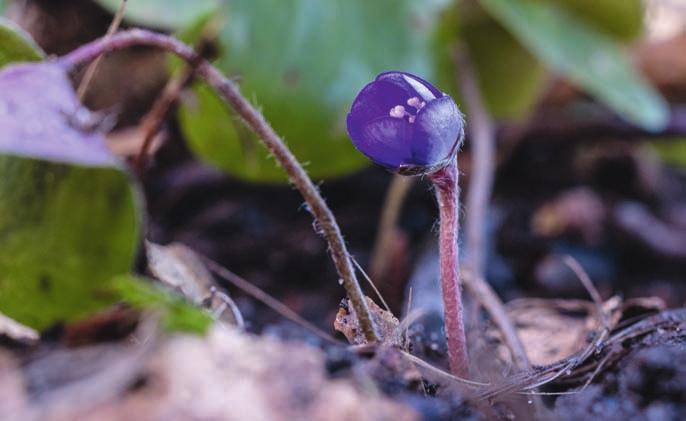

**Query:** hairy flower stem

left=430, top=157, right=469, bottom=378
left=60, top=29, right=380, bottom=342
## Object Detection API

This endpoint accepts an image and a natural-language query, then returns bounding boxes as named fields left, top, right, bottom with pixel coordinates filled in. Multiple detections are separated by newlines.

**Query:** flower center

left=388, top=97, right=425, bottom=123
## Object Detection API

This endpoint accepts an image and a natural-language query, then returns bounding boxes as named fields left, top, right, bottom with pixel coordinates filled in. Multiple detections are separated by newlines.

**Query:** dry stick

left=201, top=256, right=341, bottom=345
left=351, top=256, right=391, bottom=313
left=400, top=350, right=490, bottom=388
left=76, top=0, right=128, bottom=100
left=563, top=255, right=610, bottom=330
left=562, top=255, right=613, bottom=391
left=455, top=50, right=531, bottom=372
left=133, top=51, right=204, bottom=172
left=368, top=174, right=414, bottom=281
left=462, top=269, right=530, bottom=370
left=580, top=352, right=612, bottom=390
left=60, top=29, right=380, bottom=343
left=402, top=287, right=414, bottom=350
left=457, top=51, right=495, bottom=281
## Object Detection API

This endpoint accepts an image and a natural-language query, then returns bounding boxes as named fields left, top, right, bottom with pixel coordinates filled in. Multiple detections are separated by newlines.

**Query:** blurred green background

left=92, top=0, right=672, bottom=182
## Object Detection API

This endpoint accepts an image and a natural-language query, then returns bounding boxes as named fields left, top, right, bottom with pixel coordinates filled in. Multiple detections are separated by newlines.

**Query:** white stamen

left=389, top=103, right=420, bottom=123
left=389, top=105, right=406, bottom=118
left=407, top=97, right=425, bottom=110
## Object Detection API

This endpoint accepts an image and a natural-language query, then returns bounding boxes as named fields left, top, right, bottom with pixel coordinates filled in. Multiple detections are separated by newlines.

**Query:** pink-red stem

left=430, top=157, right=469, bottom=378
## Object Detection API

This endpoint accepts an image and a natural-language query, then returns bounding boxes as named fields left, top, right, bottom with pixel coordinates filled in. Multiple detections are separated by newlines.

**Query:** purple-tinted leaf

left=0, top=62, right=116, bottom=167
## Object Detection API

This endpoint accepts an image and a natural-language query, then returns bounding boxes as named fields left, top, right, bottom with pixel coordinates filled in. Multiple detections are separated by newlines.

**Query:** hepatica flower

left=347, top=72, right=470, bottom=377
left=346, top=71, right=464, bottom=175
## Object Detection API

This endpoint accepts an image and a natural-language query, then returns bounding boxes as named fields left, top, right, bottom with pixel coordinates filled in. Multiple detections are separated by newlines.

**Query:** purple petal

left=411, top=96, right=463, bottom=166
left=353, top=115, right=413, bottom=170
left=346, top=71, right=463, bottom=173
left=376, top=71, right=442, bottom=102
left=348, top=78, right=413, bottom=126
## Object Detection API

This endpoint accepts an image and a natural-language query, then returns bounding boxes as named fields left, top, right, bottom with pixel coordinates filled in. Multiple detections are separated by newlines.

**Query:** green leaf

left=0, top=161, right=140, bottom=329
left=0, top=17, right=44, bottom=68
left=179, top=0, right=449, bottom=182
left=168, top=8, right=222, bottom=73
left=479, top=0, right=668, bottom=132
left=650, top=139, right=686, bottom=168
left=462, top=14, right=546, bottom=119
left=557, top=0, right=644, bottom=40
left=0, top=63, right=141, bottom=330
left=95, top=0, right=220, bottom=29
left=97, top=0, right=220, bottom=29
left=431, top=3, right=545, bottom=120
left=111, top=275, right=213, bottom=334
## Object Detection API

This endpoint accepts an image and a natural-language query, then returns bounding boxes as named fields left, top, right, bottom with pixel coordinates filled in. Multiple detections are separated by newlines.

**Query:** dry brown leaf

left=485, top=295, right=667, bottom=370
left=146, top=241, right=214, bottom=302
left=335, top=296, right=401, bottom=346
left=146, top=241, right=244, bottom=327
left=488, top=298, right=621, bottom=367
left=620, top=296, right=666, bottom=316
left=509, top=299, right=596, bottom=366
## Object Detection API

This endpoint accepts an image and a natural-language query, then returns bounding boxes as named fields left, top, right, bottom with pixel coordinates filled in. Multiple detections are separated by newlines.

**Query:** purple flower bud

left=346, top=71, right=464, bottom=175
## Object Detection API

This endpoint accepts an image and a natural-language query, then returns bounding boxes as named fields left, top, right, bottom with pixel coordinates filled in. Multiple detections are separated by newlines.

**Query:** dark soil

left=554, top=332, right=686, bottom=420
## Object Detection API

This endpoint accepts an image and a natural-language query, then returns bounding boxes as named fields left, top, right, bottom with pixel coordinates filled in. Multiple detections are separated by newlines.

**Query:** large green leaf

left=557, top=0, right=644, bottom=40
left=0, top=63, right=141, bottom=329
left=180, top=0, right=449, bottom=182
left=480, top=0, right=668, bottom=132
left=96, top=0, right=220, bottom=29
left=461, top=12, right=546, bottom=119
left=432, top=3, right=545, bottom=120
left=0, top=17, right=44, bottom=68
